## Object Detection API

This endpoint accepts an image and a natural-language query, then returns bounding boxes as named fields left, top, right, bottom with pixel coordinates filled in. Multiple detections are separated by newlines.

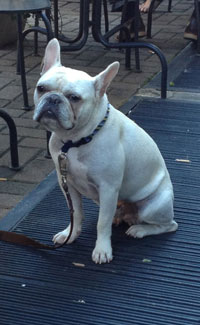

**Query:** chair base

left=0, top=109, right=20, bottom=170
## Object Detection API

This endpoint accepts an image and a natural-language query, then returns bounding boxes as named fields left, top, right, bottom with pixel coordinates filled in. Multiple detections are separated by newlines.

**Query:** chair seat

left=0, top=0, right=51, bottom=13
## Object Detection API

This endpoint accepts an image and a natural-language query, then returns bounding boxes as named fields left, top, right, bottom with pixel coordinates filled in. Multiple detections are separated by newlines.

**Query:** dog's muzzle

left=34, top=93, right=63, bottom=122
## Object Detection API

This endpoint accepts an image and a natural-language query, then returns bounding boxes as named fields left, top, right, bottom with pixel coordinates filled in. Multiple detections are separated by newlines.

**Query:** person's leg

left=184, top=10, right=198, bottom=41
left=121, top=1, right=146, bottom=40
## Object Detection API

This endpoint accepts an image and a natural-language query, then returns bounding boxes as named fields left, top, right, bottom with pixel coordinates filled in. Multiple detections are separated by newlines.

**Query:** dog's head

left=33, top=38, right=119, bottom=135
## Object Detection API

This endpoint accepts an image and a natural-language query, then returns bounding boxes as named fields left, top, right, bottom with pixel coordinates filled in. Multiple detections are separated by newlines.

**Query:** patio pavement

left=0, top=0, right=195, bottom=218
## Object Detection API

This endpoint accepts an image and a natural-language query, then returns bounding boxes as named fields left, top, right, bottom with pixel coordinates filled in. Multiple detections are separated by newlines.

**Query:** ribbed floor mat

left=147, top=44, right=200, bottom=93
left=0, top=98, right=200, bottom=325
left=172, top=55, right=200, bottom=91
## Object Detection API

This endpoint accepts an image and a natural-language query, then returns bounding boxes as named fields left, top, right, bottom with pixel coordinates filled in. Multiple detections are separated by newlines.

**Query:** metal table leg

left=17, top=14, right=30, bottom=110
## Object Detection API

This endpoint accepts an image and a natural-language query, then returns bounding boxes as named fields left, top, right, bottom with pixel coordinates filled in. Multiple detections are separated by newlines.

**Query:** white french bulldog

left=33, top=38, right=178, bottom=264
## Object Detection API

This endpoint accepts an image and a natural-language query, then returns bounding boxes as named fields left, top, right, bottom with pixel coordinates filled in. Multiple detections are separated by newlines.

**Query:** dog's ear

left=94, top=62, right=120, bottom=98
left=41, top=38, right=61, bottom=75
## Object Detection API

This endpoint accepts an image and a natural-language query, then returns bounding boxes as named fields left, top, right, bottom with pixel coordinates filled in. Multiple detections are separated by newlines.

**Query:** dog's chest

left=66, top=150, right=99, bottom=201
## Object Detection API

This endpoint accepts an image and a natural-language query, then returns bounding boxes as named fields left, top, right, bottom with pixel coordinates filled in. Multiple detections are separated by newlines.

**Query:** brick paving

left=0, top=0, right=194, bottom=218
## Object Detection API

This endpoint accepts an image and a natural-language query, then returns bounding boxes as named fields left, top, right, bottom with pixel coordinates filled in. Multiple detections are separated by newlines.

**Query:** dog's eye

left=37, top=85, right=46, bottom=93
left=67, top=94, right=80, bottom=102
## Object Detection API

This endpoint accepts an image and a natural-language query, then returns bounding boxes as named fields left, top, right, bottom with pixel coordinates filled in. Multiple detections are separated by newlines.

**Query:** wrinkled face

left=33, top=38, right=120, bottom=137
left=33, top=66, right=96, bottom=133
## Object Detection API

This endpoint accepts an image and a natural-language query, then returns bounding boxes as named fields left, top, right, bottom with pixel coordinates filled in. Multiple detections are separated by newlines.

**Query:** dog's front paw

left=92, top=241, right=113, bottom=264
left=53, top=225, right=81, bottom=245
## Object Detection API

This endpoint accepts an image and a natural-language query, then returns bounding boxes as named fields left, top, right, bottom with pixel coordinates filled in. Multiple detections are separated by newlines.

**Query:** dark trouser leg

left=184, top=6, right=200, bottom=42
left=119, top=2, right=146, bottom=40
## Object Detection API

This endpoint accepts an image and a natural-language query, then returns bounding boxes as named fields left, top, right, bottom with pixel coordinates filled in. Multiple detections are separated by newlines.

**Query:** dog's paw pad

left=92, top=244, right=113, bottom=264
left=126, top=225, right=146, bottom=238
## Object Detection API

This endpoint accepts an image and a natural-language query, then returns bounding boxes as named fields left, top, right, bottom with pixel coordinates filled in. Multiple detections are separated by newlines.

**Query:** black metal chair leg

left=38, top=11, right=53, bottom=159
left=147, top=0, right=156, bottom=38
left=168, top=0, right=172, bottom=12
left=125, top=48, right=131, bottom=69
left=134, top=48, right=141, bottom=71
left=134, top=0, right=141, bottom=71
left=103, top=0, right=109, bottom=33
left=34, top=14, right=39, bottom=55
left=17, top=14, right=30, bottom=110
left=0, top=110, right=20, bottom=171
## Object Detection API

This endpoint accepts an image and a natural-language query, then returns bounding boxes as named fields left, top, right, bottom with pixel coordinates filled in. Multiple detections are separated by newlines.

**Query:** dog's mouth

left=34, top=93, right=76, bottom=131
left=36, top=109, right=57, bottom=123
left=34, top=105, right=75, bottom=132
left=34, top=93, right=64, bottom=123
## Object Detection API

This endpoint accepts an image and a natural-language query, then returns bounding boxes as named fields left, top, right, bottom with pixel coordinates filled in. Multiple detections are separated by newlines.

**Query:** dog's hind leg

left=126, top=189, right=178, bottom=238
left=126, top=221, right=178, bottom=238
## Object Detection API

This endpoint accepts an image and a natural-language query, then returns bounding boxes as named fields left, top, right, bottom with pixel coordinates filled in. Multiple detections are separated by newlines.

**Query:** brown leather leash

left=0, top=153, right=74, bottom=250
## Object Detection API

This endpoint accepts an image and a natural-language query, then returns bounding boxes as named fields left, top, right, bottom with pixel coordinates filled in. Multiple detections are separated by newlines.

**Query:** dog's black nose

left=47, top=94, right=62, bottom=106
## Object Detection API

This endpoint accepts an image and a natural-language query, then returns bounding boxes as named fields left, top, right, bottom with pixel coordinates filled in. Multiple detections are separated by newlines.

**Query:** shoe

left=132, top=16, right=146, bottom=38
left=116, top=16, right=146, bottom=41
left=184, top=10, right=197, bottom=41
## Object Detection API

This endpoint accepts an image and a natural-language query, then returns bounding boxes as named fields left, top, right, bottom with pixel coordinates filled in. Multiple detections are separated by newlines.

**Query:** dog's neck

left=53, top=95, right=109, bottom=143
left=61, top=102, right=110, bottom=153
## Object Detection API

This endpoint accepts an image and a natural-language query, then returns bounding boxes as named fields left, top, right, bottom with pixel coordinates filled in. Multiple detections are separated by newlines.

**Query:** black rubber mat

left=0, top=98, right=200, bottom=325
